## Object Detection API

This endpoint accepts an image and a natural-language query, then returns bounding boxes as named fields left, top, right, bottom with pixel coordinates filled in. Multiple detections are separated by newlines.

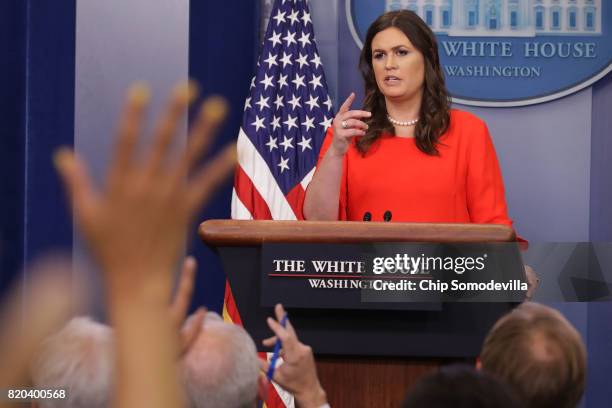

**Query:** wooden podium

left=199, top=220, right=519, bottom=406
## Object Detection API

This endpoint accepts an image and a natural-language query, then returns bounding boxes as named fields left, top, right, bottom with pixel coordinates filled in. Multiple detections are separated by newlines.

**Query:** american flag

left=231, top=0, right=334, bottom=220
left=227, top=1, right=332, bottom=406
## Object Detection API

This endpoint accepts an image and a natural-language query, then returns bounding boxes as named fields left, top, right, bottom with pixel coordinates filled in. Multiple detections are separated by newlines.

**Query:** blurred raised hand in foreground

left=53, top=81, right=235, bottom=408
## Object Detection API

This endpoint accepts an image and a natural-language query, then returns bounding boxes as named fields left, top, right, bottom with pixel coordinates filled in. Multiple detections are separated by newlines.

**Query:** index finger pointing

left=338, top=92, right=355, bottom=114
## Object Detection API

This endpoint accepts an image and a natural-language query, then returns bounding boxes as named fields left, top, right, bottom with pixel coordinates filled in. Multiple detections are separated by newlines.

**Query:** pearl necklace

left=387, top=115, right=419, bottom=127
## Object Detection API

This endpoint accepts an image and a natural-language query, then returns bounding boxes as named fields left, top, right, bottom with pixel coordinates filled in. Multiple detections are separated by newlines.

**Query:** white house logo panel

left=348, top=0, right=611, bottom=106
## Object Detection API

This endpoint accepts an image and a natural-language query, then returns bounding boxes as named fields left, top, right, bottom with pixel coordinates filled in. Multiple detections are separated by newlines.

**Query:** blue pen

left=266, top=314, right=288, bottom=382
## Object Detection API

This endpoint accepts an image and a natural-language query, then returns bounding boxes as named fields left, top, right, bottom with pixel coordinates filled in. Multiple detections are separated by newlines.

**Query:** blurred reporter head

left=401, top=364, right=523, bottom=408
left=480, top=302, right=586, bottom=408
left=31, top=316, right=113, bottom=408
left=181, top=312, right=260, bottom=408
left=358, top=10, right=450, bottom=155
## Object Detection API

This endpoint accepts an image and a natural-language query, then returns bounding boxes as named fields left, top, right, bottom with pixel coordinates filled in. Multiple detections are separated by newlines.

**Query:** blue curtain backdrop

left=188, top=0, right=260, bottom=312
left=0, top=0, right=75, bottom=297
left=0, top=0, right=26, bottom=297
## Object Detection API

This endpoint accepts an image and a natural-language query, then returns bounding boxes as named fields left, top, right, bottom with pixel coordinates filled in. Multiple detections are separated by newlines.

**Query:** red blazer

left=312, top=109, right=514, bottom=228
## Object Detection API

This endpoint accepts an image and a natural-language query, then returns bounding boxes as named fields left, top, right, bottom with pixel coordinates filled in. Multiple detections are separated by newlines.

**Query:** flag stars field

left=287, top=9, right=300, bottom=25
left=233, top=0, right=334, bottom=220
left=298, top=33, right=311, bottom=47
left=288, top=95, right=301, bottom=110
left=324, top=96, right=333, bottom=110
left=274, top=95, right=284, bottom=109
left=292, top=73, right=306, bottom=90
left=305, top=95, right=319, bottom=111
left=264, top=52, right=278, bottom=68
left=319, top=116, right=332, bottom=129
left=278, top=157, right=290, bottom=173
left=278, top=73, right=289, bottom=88
left=271, top=115, right=282, bottom=131
left=251, top=115, right=266, bottom=132
left=269, top=31, right=282, bottom=47
left=280, top=52, right=293, bottom=68
left=272, top=10, right=285, bottom=25
left=311, top=54, right=322, bottom=69
left=266, top=136, right=278, bottom=152
left=283, top=115, right=298, bottom=130
left=260, top=73, right=274, bottom=90
left=296, top=53, right=309, bottom=69
left=283, top=31, right=297, bottom=47
left=256, top=95, right=270, bottom=111
left=309, top=74, right=323, bottom=90
left=280, top=136, right=294, bottom=152
left=298, top=137, right=313, bottom=152
left=301, top=115, right=315, bottom=132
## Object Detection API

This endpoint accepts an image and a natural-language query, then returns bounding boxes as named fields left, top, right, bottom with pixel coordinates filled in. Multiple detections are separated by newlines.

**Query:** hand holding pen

left=265, top=312, right=288, bottom=383
left=262, top=304, right=328, bottom=408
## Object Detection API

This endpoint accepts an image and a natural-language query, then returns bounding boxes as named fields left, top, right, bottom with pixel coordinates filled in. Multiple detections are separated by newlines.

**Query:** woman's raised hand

left=330, top=92, right=371, bottom=156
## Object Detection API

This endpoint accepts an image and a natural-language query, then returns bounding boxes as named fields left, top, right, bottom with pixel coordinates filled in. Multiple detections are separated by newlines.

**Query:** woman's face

left=370, top=27, right=425, bottom=104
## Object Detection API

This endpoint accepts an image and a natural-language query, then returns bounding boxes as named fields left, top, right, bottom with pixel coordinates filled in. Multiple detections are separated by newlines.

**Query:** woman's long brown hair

left=357, top=10, right=451, bottom=156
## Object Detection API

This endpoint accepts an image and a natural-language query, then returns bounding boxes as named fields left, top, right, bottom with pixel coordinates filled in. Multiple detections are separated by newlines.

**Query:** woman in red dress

left=303, top=10, right=513, bottom=229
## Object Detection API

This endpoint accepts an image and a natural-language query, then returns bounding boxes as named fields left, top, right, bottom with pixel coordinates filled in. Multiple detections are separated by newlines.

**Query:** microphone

left=363, top=211, right=372, bottom=222
left=383, top=210, right=392, bottom=222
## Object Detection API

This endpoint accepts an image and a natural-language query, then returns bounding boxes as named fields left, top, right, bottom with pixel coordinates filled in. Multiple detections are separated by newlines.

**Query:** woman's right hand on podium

left=330, top=92, right=371, bottom=156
